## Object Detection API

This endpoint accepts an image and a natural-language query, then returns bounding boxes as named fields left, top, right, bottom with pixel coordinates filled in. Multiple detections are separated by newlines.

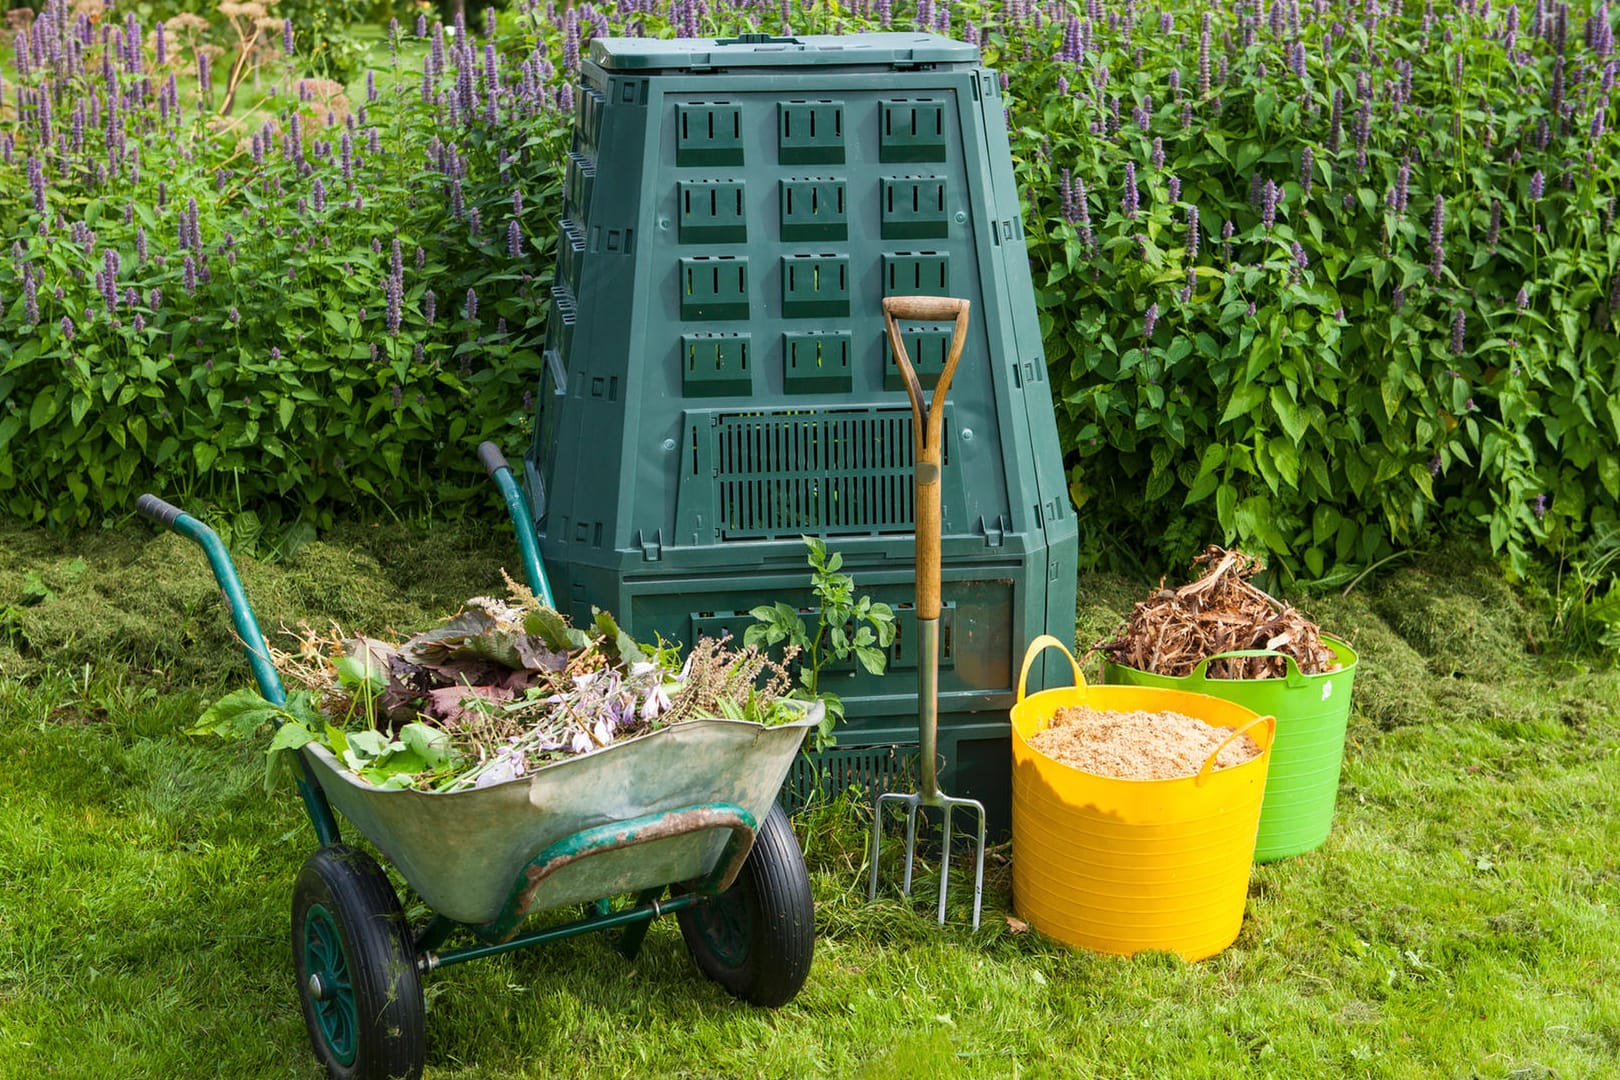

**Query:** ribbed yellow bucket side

left=1009, top=637, right=1274, bottom=961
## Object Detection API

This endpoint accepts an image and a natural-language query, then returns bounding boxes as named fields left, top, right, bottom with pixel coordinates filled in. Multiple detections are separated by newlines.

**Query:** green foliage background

left=1012, top=0, right=1620, bottom=583
left=3, top=0, right=1620, bottom=582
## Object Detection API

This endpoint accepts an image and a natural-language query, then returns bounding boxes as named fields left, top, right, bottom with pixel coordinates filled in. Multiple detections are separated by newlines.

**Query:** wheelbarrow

left=135, top=444, right=819, bottom=1079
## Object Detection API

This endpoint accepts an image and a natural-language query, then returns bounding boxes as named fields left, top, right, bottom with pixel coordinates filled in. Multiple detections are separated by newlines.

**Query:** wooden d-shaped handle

left=881, top=295, right=970, bottom=621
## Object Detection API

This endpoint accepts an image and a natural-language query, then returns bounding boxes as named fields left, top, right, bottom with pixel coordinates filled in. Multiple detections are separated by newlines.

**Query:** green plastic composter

left=524, top=32, right=1076, bottom=831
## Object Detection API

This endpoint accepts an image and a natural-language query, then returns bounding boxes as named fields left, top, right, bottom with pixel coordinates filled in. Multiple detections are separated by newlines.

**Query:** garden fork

left=867, top=295, right=986, bottom=930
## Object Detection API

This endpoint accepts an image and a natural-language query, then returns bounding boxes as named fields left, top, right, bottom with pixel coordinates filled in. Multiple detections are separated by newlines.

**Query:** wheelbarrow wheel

left=677, top=802, right=814, bottom=1007
left=291, top=845, right=425, bottom=1080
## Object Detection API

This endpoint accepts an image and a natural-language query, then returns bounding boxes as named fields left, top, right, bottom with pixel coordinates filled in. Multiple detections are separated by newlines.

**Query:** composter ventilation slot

left=712, top=408, right=916, bottom=539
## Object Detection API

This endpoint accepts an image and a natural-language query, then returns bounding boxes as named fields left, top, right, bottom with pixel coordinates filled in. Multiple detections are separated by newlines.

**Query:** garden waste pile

left=193, top=577, right=804, bottom=792
left=1099, top=545, right=1340, bottom=678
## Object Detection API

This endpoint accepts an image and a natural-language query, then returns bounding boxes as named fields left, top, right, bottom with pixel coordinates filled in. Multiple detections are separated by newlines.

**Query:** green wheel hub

left=688, top=887, right=751, bottom=968
left=302, top=902, right=358, bottom=1066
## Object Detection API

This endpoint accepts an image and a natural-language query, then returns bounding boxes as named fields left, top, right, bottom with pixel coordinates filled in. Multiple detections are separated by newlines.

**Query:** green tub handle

left=1188, top=649, right=1308, bottom=688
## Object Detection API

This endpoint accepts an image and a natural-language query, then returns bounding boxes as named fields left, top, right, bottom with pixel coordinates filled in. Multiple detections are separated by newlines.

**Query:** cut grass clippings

left=0, top=526, right=1617, bottom=1078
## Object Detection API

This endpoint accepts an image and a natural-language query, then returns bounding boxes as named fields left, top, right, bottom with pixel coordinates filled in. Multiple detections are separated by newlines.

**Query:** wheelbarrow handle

left=134, top=491, right=341, bottom=848
left=478, top=440, right=512, bottom=477
left=135, top=493, right=185, bottom=529
left=477, top=441, right=556, bottom=609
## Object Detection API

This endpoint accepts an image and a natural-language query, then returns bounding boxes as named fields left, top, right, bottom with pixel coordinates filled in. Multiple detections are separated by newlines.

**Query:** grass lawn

left=0, top=523, right=1616, bottom=1078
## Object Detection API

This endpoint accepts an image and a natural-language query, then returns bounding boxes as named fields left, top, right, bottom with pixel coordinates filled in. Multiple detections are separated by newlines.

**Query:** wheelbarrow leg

left=613, top=887, right=665, bottom=960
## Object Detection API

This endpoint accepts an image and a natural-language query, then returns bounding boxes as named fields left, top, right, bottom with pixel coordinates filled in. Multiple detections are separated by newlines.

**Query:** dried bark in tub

left=1028, top=705, right=1261, bottom=781
left=1098, top=545, right=1338, bottom=679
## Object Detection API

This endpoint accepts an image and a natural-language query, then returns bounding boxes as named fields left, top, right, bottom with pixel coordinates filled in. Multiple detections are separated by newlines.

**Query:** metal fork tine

left=901, top=799, right=918, bottom=895
left=937, top=802, right=954, bottom=923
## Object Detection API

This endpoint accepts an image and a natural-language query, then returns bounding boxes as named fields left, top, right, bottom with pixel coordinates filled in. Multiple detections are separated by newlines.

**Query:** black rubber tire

left=291, top=845, right=426, bottom=1080
left=677, top=802, right=815, bottom=1007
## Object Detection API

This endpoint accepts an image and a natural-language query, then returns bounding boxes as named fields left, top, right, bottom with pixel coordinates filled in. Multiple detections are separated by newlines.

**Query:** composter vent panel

left=675, top=407, right=955, bottom=541
left=714, top=409, right=912, bottom=538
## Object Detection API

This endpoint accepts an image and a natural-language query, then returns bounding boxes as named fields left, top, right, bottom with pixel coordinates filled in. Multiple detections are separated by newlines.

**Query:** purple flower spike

left=386, top=276, right=402, bottom=337
left=1532, top=493, right=1548, bottom=519
left=1122, top=161, right=1139, bottom=219
left=1168, top=175, right=1181, bottom=203
left=1529, top=170, right=1545, bottom=200
left=1451, top=307, right=1466, bottom=354
left=61, top=315, right=74, bottom=342
left=1516, top=286, right=1529, bottom=310
left=1186, top=206, right=1200, bottom=259
left=424, top=289, right=436, bottom=326
left=1262, top=180, right=1278, bottom=230
left=507, top=218, right=522, bottom=258
left=1429, top=195, right=1446, bottom=278
left=1143, top=302, right=1159, bottom=339
left=283, top=19, right=294, bottom=57
left=464, top=287, right=477, bottom=321
left=1300, top=147, right=1314, bottom=199
left=1429, top=455, right=1442, bottom=477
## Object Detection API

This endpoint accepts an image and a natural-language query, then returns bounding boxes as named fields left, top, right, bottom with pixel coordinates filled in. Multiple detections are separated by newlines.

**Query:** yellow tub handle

left=1196, top=714, right=1276, bottom=787
left=1016, top=634, right=1086, bottom=703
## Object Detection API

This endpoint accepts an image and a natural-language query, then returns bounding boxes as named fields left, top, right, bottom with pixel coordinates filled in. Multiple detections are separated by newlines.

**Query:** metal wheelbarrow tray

left=135, top=441, right=818, bottom=1080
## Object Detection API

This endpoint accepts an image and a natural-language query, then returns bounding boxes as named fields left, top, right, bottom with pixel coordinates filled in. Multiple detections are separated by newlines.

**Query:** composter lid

left=589, top=32, right=979, bottom=72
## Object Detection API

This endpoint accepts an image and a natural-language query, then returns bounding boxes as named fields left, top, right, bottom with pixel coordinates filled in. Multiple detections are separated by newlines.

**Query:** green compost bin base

left=778, top=717, right=1013, bottom=841
left=1102, top=637, right=1358, bottom=862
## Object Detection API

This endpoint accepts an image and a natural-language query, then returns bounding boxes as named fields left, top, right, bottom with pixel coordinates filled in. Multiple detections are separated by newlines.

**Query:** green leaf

left=188, top=688, right=283, bottom=738
left=334, top=653, right=387, bottom=695
left=1216, top=483, right=1239, bottom=535
left=29, top=390, right=58, bottom=431
left=1600, top=457, right=1620, bottom=501
left=1222, top=383, right=1266, bottom=423
left=265, top=721, right=317, bottom=791
left=398, top=722, right=456, bottom=773
left=855, top=645, right=888, bottom=676
left=1269, top=385, right=1309, bottom=442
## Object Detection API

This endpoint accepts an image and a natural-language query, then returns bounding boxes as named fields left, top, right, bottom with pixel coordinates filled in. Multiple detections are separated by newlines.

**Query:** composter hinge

left=977, top=514, right=1005, bottom=548
left=638, top=529, right=663, bottom=561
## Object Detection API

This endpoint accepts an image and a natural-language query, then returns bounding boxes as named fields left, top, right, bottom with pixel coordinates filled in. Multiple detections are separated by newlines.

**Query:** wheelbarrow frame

left=135, top=444, right=817, bottom=1078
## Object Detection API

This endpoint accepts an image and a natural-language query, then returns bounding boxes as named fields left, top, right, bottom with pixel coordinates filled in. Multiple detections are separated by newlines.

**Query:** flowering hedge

left=0, top=2, right=570, bottom=532
left=4, top=0, right=1619, bottom=581
left=1009, top=0, right=1620, bottom=581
